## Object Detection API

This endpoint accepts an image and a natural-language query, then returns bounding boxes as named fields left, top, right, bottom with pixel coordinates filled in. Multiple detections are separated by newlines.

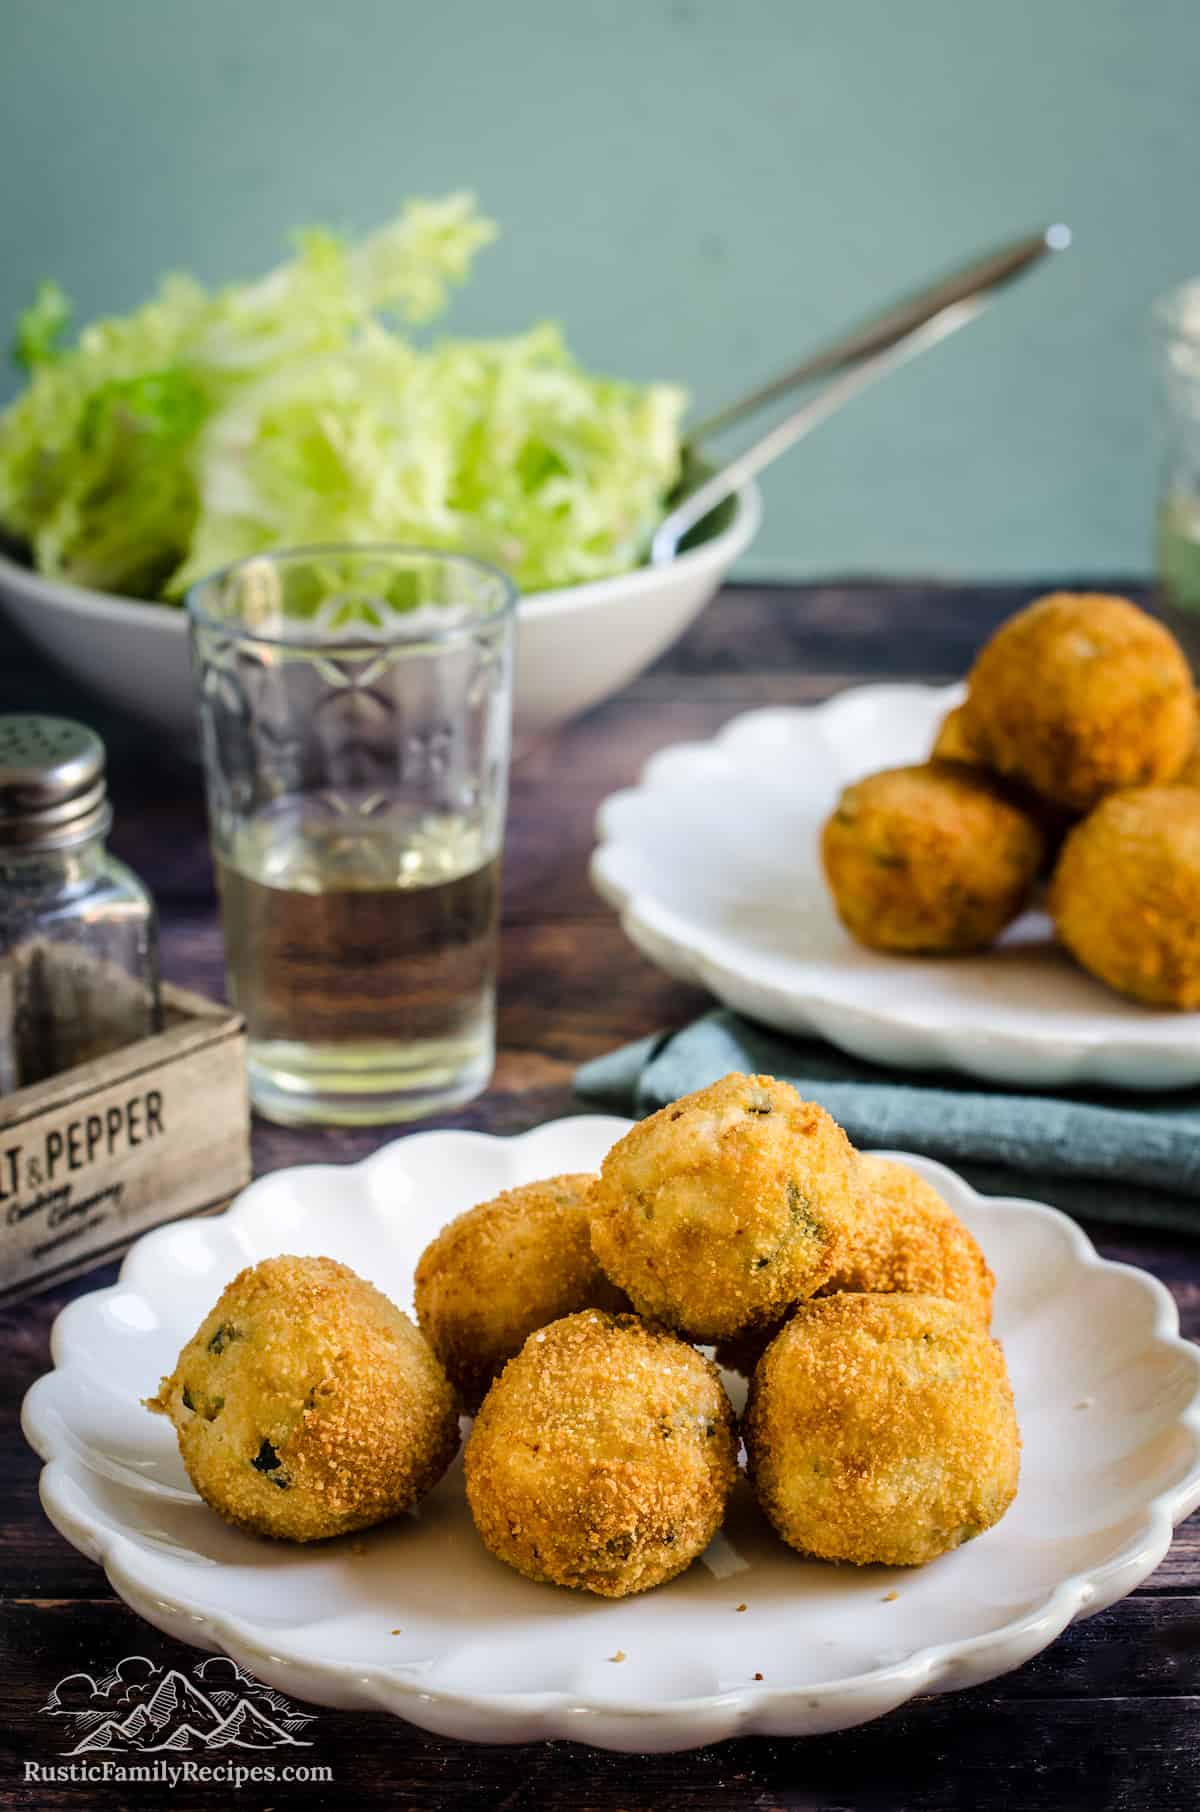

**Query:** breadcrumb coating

left=146, top=1255, right=458, bottom=1541
left=1049, top=786, right=1200, bottom=1008
left=744, top=1293, right=1020, bottom=1567
left=464, top=1310, right=737, bottom=1597
left=1178, top=748, right=1200, bottom=788
left=1177, top=709, right=1200, bottom=788
left=930, top=706, right=1074, bottom=872
left=716, top=1156, right=994, bottom=1374
left=819, top=1157, right=994, bottom=1324
left=414, top=1173, right=627, bottom=1411
left=963, top=592, right=1195, bottom=813
left=588, top=1073, right=862, bottom=1342
left=821, top=762, right=1045, bottom=955
left=930, top=703, right=979, bottom=766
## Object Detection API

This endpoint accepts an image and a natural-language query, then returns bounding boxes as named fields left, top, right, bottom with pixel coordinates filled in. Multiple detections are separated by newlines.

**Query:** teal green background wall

left=2, top=0, right=1194, bottom=579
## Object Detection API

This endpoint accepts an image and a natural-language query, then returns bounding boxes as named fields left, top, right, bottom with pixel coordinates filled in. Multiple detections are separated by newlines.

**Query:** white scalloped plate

left=21, top=1119, right=1200, bottom=1752
left=591, top=684, right=1200, bottom=1090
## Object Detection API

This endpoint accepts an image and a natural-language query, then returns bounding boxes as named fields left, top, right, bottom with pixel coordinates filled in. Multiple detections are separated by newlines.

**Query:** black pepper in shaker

left=0, top=716, right=162, bottom=1090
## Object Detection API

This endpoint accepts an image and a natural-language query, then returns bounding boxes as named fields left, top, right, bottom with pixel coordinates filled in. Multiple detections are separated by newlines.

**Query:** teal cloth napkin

left=574, top=1009, right=1200, bottom=1235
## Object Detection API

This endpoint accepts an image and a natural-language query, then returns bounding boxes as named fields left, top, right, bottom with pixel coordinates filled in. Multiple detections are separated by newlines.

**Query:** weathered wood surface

left=2, top=579, right=1198, bottom=1812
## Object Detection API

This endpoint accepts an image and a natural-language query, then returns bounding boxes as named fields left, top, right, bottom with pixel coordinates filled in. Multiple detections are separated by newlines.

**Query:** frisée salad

left=0, top=194, right=687, bottom=600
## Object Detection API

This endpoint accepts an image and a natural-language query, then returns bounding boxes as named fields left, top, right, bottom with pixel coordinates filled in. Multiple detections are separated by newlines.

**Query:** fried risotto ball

left=931, top=704, right=1074, bottom=872
left=930, top=702, right=979, bottom=765
left=147, top=1255, right=458, bottom=1542
left=588, top=1073, right=862, bottom=1343
left=464, top=1310, right=737, bottom=1597
left=823, top=1156, right=994, bottom=1324
left=715, top=1155, right=994, bottom=1375
left=744, top=1293, right=1020, bottom=1567
left=963, top=592, right=1196, bottom=813
left=413, top=1173, right=628, bottom=1412
left=1049, top=786, right=1200, bottom=1008
left=821, top=762, right=1045, bottom=955
left=1175, top=710, right=1200, bottom=787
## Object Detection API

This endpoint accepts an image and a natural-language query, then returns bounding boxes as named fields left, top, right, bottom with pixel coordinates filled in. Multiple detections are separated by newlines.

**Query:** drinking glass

left=188, top=546, right=516, bottom=1126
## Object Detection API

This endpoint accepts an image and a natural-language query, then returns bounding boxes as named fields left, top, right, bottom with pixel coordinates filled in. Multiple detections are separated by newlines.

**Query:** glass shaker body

left=0, top=718, right=161, bottom=1091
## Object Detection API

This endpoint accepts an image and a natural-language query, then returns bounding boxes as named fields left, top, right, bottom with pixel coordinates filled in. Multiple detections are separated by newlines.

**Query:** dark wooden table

left=2, top=582, right=1198, bottom=1812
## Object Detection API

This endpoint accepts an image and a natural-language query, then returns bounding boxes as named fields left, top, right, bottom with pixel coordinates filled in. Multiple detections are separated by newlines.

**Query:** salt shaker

left=0, top=716, right=162, bottom=1091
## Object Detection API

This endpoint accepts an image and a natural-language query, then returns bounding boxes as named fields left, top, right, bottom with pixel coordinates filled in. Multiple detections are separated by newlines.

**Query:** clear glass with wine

left=188, top=546, right=515, bottom=1126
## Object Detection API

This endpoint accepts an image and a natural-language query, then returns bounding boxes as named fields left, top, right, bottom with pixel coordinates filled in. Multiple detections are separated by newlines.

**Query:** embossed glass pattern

left=188, top=547, right=516, bottom=1125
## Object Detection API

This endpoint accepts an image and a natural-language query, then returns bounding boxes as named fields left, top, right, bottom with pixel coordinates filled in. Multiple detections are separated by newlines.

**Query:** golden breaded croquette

left=716, top=1155, right=994, bottom=1375
left=1175, top=708, right=1200, bottom=787
left=146, top=1255, right=458, bottom=1541
left=963, top=592, right=1196, bottom=813
left=413, top=1173, right=627, bottom=1412
left=821, top=762, right=1045, bottom=954
left=589, top=1073, right=862, bottom=1343
left=818, top=1156, right=994, bottom=1324
left=931, top=704, right=1075, bottom=871
left=1049, top=786, right=1200, bottom=1007
left=744, top=1293, right=1020, bottom=1567
left=464, top=1310, right=736, bottom=1597
left=930, top=702, right=979, bottom=765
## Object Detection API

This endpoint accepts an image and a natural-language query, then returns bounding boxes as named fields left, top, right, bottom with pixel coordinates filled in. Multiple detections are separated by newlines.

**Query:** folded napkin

left=575, top=1008, right=1200, bottom=1235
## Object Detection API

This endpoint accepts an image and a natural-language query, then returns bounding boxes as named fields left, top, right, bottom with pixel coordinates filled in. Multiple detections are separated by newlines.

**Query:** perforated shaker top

left=0, top=715, right=110, bottom=848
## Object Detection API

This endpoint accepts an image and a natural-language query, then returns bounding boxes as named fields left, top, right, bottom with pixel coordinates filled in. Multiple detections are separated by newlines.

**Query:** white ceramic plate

left=22, top=1119, right=1200, bottom=1753
left=591, top=684, right=1200, bottom=1090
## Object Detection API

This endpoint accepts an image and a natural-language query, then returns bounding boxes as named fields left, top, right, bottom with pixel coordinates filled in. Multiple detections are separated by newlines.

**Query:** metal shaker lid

left=0, top=716, right=111, bottom=849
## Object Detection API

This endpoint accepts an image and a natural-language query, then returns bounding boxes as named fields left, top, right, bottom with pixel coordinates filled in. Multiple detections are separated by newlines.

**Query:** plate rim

left=21, top=1120, right=1200, bottom=1752
left=589, top=685, right=1200, bottom=1091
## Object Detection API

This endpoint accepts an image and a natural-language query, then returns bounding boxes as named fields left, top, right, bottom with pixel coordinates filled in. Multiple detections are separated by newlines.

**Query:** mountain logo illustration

left=39, top=1655, right=316, bottom=1755
left=72, top=1719, right=139, bottom=1755
left=207, top=1699, right=300, bottom=1749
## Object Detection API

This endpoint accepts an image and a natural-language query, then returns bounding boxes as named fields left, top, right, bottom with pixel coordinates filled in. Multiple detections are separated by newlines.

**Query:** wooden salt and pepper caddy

left=0, top=983, right=250, bottom=1304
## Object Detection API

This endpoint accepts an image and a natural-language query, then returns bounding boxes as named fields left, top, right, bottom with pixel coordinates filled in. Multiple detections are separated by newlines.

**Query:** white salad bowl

left=0, top=484, right=760, bottom=740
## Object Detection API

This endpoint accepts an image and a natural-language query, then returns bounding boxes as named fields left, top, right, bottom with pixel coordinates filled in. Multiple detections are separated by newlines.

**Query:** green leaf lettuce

left=0, top=195, right=685, bottom=598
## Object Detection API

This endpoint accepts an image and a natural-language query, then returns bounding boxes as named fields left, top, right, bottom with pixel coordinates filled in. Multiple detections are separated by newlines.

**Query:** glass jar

left=1154, top=280, right=1200, bottom=651
left=0, top=716, right=161, bottom=1091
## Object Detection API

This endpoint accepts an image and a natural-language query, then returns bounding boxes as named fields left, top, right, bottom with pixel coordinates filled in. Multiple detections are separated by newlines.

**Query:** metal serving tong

left=651, top=224, right=1071, bottom=565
